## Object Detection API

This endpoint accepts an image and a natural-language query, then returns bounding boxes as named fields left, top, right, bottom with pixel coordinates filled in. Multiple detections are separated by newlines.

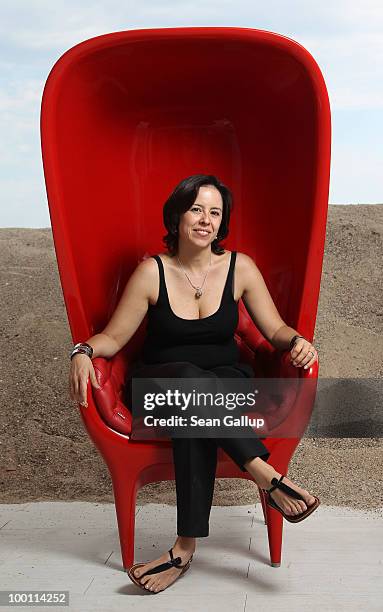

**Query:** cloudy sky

left=1, top=0, right=382, bottom=227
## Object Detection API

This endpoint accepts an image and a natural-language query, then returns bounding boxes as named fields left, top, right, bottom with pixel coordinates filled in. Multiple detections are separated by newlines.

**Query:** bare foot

left=133, top=540, right=195, bottom=593
left=244, top=458, right=317, bottom=517
left=266, top=472, right=317, bottom=516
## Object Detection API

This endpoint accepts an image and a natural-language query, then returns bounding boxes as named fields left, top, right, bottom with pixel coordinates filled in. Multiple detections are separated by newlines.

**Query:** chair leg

left=265, top=504, right=283, bottom=567
left=111, top=473, right=138, bottom=571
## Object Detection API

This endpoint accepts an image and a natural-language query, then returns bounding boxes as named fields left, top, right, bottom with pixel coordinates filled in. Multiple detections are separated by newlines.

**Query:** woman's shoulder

left=134, top=254, right=159, bottom=279
left=137, top=252, right=175, bottom=274
left=133, top=255, right=161, bottom=304
left=235, top=251, right=257, bottom=268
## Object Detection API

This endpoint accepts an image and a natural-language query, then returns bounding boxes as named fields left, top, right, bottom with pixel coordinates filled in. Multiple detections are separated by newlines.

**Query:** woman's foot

left=132, top=536, right=195, bottom=593
left=244, top=457, right=317, bottom=517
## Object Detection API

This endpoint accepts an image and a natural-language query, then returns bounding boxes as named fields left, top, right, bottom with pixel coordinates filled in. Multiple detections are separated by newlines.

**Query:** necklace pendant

left=195, top=288, right=202, bottom=299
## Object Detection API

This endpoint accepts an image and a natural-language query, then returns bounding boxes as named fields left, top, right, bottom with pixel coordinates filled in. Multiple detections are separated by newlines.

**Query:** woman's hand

left=290, top=337, right=318, bottom=370
left=69, top=353, right=100, bottom=407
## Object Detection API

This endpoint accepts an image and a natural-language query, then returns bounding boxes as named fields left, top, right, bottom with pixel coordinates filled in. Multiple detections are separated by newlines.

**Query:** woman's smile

left=193, top=228, right=210, bottom=237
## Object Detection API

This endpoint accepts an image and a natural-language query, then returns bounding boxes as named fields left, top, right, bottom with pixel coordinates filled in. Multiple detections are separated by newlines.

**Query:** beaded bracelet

left=70, top=342, right=93, bottom=360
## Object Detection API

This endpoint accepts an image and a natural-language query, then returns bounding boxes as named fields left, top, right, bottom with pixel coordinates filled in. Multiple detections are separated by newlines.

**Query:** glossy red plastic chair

left=40, top=27, right=330, bottom=570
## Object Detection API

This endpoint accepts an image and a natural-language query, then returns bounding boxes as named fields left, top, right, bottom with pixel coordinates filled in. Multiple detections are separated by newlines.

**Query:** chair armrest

left=251, top=351, right=319, bottom=436
left=91, top=354, right=133, bottom=435
left=235, top=302, right=319, bottom=436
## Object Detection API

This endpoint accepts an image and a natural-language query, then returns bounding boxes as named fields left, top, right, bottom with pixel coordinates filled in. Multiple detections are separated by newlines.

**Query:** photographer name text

left=143, top=415, right=265, bottom=428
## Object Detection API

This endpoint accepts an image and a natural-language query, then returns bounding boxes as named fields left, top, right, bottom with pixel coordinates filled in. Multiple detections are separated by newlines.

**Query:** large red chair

left=40, top=27, right=331, bottom=570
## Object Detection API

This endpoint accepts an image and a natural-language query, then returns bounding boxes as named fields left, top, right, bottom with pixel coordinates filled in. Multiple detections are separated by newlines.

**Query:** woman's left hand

left=290, top=337, right=318, bottom=370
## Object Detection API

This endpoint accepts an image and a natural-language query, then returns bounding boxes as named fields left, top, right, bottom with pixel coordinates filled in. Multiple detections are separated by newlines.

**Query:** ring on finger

left=295, top=354, right=312, bottom=367
left=304, top=352, right=315, bottom=364
left=300, top=352, right=314, bottom=364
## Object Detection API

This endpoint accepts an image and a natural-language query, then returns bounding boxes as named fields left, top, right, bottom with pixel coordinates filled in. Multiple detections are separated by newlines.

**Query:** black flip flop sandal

left=128, top=547, right=193, bottom=593
left=263, top=474, right=320, bottom=523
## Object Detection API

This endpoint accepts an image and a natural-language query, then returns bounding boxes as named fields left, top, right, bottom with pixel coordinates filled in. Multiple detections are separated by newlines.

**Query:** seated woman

left=69, top=174, right=320, bottom=594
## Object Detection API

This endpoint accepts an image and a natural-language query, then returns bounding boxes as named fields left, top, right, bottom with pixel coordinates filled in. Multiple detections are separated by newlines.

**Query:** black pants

left=125, top=360, right=270, bottom=537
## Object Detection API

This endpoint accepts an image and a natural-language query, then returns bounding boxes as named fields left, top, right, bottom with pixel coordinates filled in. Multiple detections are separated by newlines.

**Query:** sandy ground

left=0, top=204, right=382, bottom=510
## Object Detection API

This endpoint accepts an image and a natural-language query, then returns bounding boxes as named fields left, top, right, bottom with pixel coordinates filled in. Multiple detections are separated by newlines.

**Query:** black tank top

left=141, top=251, right=240, bottom=369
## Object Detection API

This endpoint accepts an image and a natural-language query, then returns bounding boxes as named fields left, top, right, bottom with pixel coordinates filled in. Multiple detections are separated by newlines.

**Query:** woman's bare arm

left=237, top=253, right=297, bottom=350
left=82, top=258, right=157, bottom=358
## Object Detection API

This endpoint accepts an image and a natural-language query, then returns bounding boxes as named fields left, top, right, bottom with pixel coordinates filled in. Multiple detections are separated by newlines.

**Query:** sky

left=0, top=1, right=382, bottom=228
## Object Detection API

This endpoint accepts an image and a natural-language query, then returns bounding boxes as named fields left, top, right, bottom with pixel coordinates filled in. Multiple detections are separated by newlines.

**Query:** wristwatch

left=289, top=335, right=305, bottom=351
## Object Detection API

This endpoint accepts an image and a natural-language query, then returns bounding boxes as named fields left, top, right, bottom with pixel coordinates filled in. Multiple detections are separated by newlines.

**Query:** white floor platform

left=0, top=502, right=382, bottom=611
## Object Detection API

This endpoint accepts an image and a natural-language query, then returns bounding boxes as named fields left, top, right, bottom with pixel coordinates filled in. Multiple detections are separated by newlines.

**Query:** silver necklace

left=176, top=252, right=212, bottom=299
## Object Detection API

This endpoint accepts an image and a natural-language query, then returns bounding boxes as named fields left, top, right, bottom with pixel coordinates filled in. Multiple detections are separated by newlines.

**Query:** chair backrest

left=41, top=27, right=330, bottom=355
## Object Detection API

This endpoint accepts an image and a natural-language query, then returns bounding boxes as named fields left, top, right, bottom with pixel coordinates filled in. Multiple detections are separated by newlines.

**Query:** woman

left=69, top=174, right=320, bottom=594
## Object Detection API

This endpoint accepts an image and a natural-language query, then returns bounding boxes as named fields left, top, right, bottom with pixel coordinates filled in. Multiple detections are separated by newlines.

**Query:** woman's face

left=177, top=185, right=223, bottom=247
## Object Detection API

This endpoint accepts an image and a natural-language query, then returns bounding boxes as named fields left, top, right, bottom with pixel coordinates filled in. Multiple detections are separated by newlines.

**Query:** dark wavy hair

left=162, top=174, right=233, bottom=256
